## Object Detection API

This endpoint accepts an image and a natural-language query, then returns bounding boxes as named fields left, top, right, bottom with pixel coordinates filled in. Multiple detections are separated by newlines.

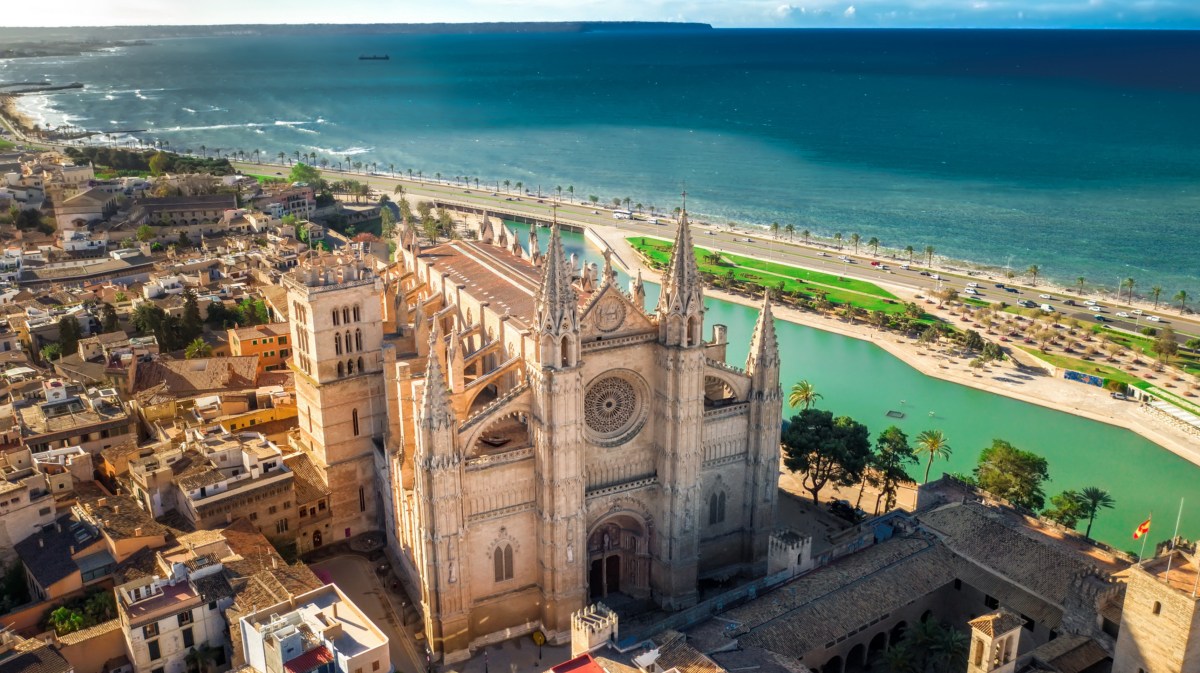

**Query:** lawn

left=0, top=138, right=14, bottom=150
left=629, top=237, right=906, bottom=314
left=1015, top=345, right=1144, bottom=387
left=1101, top=329, right=1200, bottom=377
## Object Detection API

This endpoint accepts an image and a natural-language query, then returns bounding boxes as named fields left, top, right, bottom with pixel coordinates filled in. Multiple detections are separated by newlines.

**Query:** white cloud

left=775, top=3, right=805, bottom=17
left=843, top=4, right=857, bottom=17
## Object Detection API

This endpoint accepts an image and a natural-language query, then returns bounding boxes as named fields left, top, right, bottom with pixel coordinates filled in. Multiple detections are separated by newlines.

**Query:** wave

left=306, top=145, right=373, bottom=156
left=316, top=117, right=328, bottom=124
left=295, top=127, right=319, bottom=134
left=274, top=120, right=308, bottom=126
left=182, top=107, right=197, bottom=113
left=134, top=90, right=150, bottom=100
left=104, top=94, right=116, bottom=100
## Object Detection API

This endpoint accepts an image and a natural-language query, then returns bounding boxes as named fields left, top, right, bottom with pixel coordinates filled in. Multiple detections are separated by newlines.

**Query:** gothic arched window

left=347, top=359, right=355, bottom=375
left=352, top=409, right=360, bottom=436
left=355, top=329, right=362, bottom=351
left=345, top=330, right=353, bottom=353
left=334, top=333, right=342, bottom=355
left=343, top=307, right=350, bottom=324
left=358, top=356, right=364, bottom=373
left=332, top=308, right=340, bottom=326
left=337, top=362, right=344, bottom=378
left=353, top=305, right=361, bottom=322
left=709, top=491, right=726, bottom=525
left=494, top=544, right=514, bottom=582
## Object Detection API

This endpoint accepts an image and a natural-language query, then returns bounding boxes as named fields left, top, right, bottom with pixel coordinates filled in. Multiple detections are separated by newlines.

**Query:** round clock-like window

left=584, top=372, right=648, bottom=446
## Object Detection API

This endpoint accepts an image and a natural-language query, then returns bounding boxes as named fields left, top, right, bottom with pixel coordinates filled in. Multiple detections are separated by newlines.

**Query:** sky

left=10, top=0, right=1200, bottom=28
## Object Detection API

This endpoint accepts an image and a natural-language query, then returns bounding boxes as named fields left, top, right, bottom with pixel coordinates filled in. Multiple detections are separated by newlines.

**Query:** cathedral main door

left=587, top=514, right=650, bottom=600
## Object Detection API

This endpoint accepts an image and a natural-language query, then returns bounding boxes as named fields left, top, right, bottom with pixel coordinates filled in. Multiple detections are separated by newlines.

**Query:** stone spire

left=630, top=267, right=646, bottom=311
left=421, top=344, right=455, bottom=431
left=747, top=291, right=780, bottom=374
left=656, top=210, right=703, bottom=317
left=535, top=222, right=579, bottom=336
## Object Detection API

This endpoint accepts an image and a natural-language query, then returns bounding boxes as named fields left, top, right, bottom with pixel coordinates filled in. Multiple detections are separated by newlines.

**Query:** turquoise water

left=2, top=29, right=1198, bottom=294
left=508, top=220, right=1200, bottom=551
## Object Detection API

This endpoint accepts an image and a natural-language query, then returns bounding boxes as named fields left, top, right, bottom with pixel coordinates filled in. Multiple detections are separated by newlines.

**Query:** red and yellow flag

left=1134, top=517, right=1152, bottom=540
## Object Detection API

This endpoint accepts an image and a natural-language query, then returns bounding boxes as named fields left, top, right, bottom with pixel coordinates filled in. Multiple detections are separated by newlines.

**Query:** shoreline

left=586, top=223, right=1200, bottom=468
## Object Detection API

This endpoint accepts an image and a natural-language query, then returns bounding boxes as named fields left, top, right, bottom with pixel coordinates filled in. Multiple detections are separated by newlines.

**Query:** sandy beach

left=587, top=222, right=1200, bottom=467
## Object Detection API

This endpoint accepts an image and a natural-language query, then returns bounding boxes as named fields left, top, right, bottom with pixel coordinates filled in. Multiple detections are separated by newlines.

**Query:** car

left=505, top=197, right=513, bottom=201
left=706, top=231, right=716, bottom=235
left=919, top=271, right=931, bottom=276
left=1063, top=299, right=1076, bottom=306
left=879, top=264, right=889, bottom=270
left=967, top=282, right=979, bottom=287
left=1115, top=311, right=1129, bottom=318
left=1094, top=315, right=1107, bottom=322
left=994, top=283, right=1006, bottom=288
left=1040, top=304, right=1055, bottom=312
left=1005, top=287, right=1020, bottom=294
left=1147, top=315, right=1161, bottom=322
left=901, top=264, right=910, bottom=270
left=491, top=192, right=498, bottom=196
left=1132, top=309, right=1143, bottom=315
left=818, top=252, right=829, bottom=257
left=828, top=500, right=864, bottom=523
left=1111, top=392, right=1128, bottom=401
left=930, top=274, right=940, bottom=280
left=1084, top=300, right=1098, bottom=306
left=1039, top=293, right=1053, bottom=300
left=591, top=210, right=599, bottom=215
left=964, top=288, right=980, bottom=295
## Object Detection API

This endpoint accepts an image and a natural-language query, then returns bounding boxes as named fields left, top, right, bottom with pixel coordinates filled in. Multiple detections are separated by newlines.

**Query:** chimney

left=69, top=545, right=74, bottom=555
left=38, top=538, right=44, bottom=548
left=55, top=522, right=62, bottom=533
left=271, top=556, right=278, bottom=569
left=113, top=504, right=120, bottom=514
left=97, top=497, right=107, bottom=507
left=133, top=526, right=143, bottom=537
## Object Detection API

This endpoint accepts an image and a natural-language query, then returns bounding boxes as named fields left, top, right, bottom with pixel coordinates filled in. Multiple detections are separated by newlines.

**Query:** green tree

left=380, top=201, right=397, bottom=238
left=872, top=426, right=917, bottom=514
left=1079, top=486, right=1115, bottom=539
left=770, top=221, right=781, bottom=239
left=49, top=606, right=85, bottom=635
left=132, top=303, right=167, bottom=335
left=883, top=618, right=968, bottom=673
left=787, top=380, right=822, bottom=410
left=963, top=329, right=985, bottom=352
left=924, top=245, right=935, bottom=266
left=1027, top=264, right=1041, bottom=285
left=974, top=439, right=1050, bottom=510
left=40, top=343, right=62, bottom=362
left=785, top=223, right=795, bottom=240
left=1122, top=277, right=1136, bottom=302
left=1077, top=276, right=1086, bottom=293
left=181, top=289, right=204, bottom=341
left=1175, top=289, right=1190, bottom=313
left=981, top=341, right=1004, bottom=362
left=56, top=315, right=82, bottom=355
left=185, top=337, right=213, bottom=359
left=1151, top=285, right=1163, bottom=309
left=1154, top=326, right=1179, bottom=363
left=148, top=151, right=169, bottom=176
left=850, top=232, right=861, bottom=254
left=136, top=224, right=156, bottom=242
left=905, top=245, right=915, bottom=263
left=100, top=302, right=120, bottom=332
left=1043, top=490, right=1088, bottom=528
left=781, top=408, right=872, bottom=504
left=868, top=236, right=880, bottom=255
left=916, top=429, right=952, bottom=484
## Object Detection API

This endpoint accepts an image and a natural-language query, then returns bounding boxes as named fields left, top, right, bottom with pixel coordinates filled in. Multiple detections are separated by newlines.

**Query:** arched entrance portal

left=312, top=530, right=323, bottom=548
left=588, top=514, right=651, bottom=601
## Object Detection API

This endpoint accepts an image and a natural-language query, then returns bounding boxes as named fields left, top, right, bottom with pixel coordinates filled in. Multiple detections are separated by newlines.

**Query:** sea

left=3, top=28, right=1199, bottom=293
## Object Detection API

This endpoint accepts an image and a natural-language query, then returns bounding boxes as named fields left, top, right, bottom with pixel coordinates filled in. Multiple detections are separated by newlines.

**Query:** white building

left=240, top=583, right=390, bottom=673
left=116, top=557, right=231, bottom=673
left=0, top=448, right=56, bottom=563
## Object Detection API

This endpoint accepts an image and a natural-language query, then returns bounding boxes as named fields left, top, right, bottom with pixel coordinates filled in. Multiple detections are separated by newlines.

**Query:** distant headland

left=0, top=22, right=713, bottom=44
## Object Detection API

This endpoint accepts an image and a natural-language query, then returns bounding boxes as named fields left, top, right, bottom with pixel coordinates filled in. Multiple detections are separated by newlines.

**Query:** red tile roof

left=284, top=645, right=335, bottom=673
left=552, top=654, right=607, bottom=673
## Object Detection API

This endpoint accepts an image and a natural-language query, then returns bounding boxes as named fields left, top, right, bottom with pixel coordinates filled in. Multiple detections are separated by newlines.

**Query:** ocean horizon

left=3, top=28, right=1198, bottom=294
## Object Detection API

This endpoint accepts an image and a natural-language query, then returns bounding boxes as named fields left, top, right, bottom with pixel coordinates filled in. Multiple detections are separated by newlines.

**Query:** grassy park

left=629, top=236, right=905, bottom=314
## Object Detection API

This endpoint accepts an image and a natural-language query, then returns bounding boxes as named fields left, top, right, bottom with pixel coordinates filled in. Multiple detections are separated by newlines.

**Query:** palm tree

left=1079, top=486, right=1115, bottom=539
left=787, top=380, right=822, bottom=410
left=801, top=229, right=811, bottom=245
left=1175, top=289, right=1190, bottom=313
left=1077, top=276, right=1086, bottom=293
left=515, top=181, right=523, bottom=195
left=1150, top=285, right=1163, bottom=309
left=1122, top=277, right=1136, bottom=303
left=503, top=179, right=511, bottom=193
left=199, top=145, right=207, bottom=158
left=185, top=338, right=212, bottom=359
left=785, top=223, right=795, bottom=240
left=435, top=171, right=442, bottom=183
left=833, top=232, right=843, bottom=249
left=916, top=429, right=952, bottom=484
left=771, top=221, right=781, bottom=239
left=276, top=151, right=285, bottom=164
left=924, top=245, right=935, bottom=266
left=1028, top=264, right=1041, bottom=285
left=568, top=185, right=575, bottom=202
left=868, top=236, right=880, bottom=256
left=850, top=232, right=861, bottom=254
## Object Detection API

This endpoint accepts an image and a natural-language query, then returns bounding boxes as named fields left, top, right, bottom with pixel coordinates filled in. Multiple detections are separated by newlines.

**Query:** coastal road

left=250, top=161, right=1200, bottom=343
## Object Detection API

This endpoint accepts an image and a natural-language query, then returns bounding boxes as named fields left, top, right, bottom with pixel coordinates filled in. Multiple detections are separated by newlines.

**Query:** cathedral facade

left=285, top=212, right=783, bottom=662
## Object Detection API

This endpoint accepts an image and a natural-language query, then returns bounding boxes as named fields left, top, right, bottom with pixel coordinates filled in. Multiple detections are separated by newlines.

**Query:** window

left=337, top=362, right=345, bottom=378
left=269, top=505, right=278, bottom=515
left=1153, top=601, right=1162, bottom=615
left=954, top=578, right=962, bottom=590
left=984, top=595, right=999, bottom=609
left=277, top=518, right=290, bottom=534
left=208, top=601, right=217, bottom=611
left=143, top=623, right=159, bottom=639
left=372, top=662, right=380, bottom=672
left=494, top=544, right=514, bottom=582
left=249, top=512, right=258, bottom=521
left=353, top=305, right=361, bottom=322
left=153, top=668, right=164, bottom=673
left=358, top=356, right=364, bottom=373
left=178, top=610, right=193, bottom=626
left=279, top=336, right=288, bottom=345
left=355, top=329, right=362, bottom=351
left=318, top=501, right=327, bottom=511
left=281, top=349, right=289, bottom=358
left=347, top=359, right=355, bottom=375
left=335, top=333, right=342, bottom=355
left=359, top=486, right=366, bottom=512
left=345, top=330, right=353, bottom=353
left=333, top=309, right=340, bottom=326
left=708, top=491, right=726, bottom=525
left=343, top=307, right=350, bottom=324
left=182, top=627, right=194, bottom=648
left=352, top=409, right=360, bottom=436
left=147, top=640, right=161, bottom=661
left=284, top=501, right=292, bottom=509
left=300, top=508, right=307, bottom=518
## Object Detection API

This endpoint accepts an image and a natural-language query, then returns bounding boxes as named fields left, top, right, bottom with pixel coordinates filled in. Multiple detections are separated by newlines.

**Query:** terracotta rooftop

left=132, top=356, right=260, bottom=401
left=284, top=645, right=335, bottom=673
left=968, top=609, right=1026, bottom=636
left=284, top=452, right=329, bottom=504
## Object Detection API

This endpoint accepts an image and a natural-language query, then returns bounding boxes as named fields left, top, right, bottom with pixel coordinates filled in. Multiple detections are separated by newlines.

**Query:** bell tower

left=744, top=293, right=783, bottom=568
left=967, top=610, right=1024, bottom=673
left=284, top=251, right=387, bottom=540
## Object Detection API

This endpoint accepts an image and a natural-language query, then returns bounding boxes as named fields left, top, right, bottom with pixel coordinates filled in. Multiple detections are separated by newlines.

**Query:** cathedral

left=284, top=211, right=783, bottom=662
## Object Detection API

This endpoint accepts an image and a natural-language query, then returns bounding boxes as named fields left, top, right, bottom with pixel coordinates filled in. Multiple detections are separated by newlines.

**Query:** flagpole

left=1140, top=514, right=1151, bottom=561
left=1166, top=498, right=1184, bottom=580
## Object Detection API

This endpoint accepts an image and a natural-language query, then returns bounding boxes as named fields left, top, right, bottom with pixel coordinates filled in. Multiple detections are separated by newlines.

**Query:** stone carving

left=584, top=374, right=645, bottom=444
left=595, top=296, right=627, bottom=333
